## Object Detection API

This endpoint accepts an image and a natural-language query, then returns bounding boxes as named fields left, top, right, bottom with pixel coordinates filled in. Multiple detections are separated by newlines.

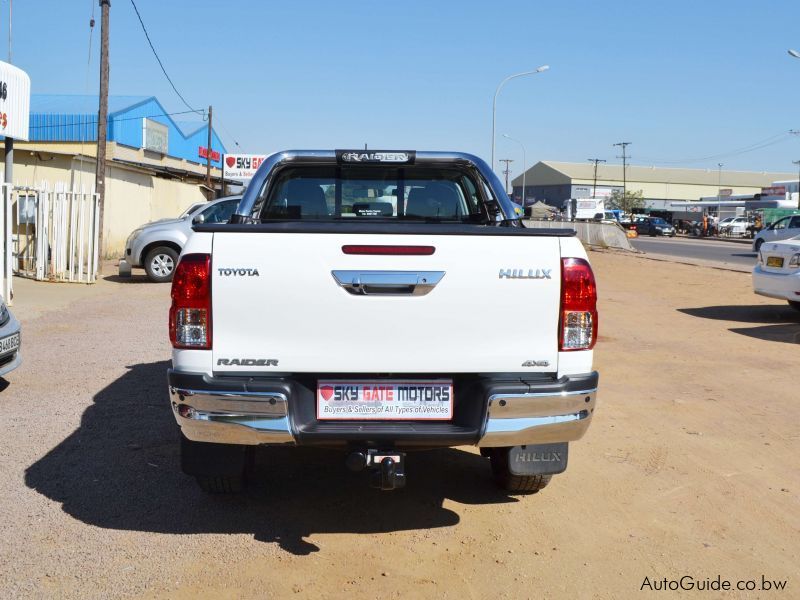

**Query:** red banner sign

left=198, top=146, right=220, bottom=162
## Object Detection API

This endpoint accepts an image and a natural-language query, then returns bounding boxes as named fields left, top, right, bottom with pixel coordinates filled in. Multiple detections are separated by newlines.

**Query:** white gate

left=13, top=183, right=100, bottom=284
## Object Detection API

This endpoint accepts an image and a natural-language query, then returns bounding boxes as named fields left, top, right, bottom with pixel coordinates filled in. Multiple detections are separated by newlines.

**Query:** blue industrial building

left=28, top=95, right=226, bottom=168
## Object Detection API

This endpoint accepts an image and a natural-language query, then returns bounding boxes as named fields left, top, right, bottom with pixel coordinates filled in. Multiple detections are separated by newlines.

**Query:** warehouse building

left=511, top=161, right=796, bottom=213
left=0, top=95, right=227, bottom=256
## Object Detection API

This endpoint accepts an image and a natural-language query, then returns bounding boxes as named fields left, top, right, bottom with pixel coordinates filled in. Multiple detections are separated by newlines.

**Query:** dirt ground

left=0, top=252, right=797, bottom=599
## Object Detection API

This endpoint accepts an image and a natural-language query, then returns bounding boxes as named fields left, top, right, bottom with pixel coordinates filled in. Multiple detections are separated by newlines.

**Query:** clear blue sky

left=9, top=0, right=800, bottom=176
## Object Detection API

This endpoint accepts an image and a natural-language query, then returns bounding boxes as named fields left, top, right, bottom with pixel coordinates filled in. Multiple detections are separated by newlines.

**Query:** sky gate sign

left=223, top=154, right=268, bottom=181
left=0, top=60, right=30, bottom=141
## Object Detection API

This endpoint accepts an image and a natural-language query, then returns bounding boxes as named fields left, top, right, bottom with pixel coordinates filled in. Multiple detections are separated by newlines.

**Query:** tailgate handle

left=332, top=270, right=445, bottom=296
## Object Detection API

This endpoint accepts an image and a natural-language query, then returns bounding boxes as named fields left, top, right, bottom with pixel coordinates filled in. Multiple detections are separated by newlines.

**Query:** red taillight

left=342, top=245, right=436, bottom=255
left=559, top=257, right=598, bottom=351
left=169, top=253, right=212, bottom=349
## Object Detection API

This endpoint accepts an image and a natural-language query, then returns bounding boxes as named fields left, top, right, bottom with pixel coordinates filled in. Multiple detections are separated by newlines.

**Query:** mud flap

left=507, top=443, right=568, bottom=476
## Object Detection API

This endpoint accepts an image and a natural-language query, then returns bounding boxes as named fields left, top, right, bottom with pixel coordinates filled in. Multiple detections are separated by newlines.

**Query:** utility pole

left=613, top=142, right=631, bottom=212
left=499, top=159, right=513, bottom=194
left=587, top=158, right=606, bottom=198
left=205, top=105, right=213, bottom=199
left=793, top=160, right=800, bottom=209
left=95, top=0, right=111, bottom=257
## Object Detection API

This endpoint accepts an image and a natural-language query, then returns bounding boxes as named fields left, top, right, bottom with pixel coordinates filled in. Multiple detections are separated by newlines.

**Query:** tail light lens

left=559, top=257, right=598, bottom=351
left=169, top=253, right=212, bottom=349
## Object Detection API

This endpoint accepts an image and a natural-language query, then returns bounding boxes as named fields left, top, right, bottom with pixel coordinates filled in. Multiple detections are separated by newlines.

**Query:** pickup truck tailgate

left=210, top=232, right=561, bottom=373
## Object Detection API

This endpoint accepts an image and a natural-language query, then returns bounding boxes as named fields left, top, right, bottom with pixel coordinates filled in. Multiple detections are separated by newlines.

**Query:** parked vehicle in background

left=167, top=150, right=599, bottom=495
left=753, top=236, right=800, bottom=311
left=593, top=210, right=619, bottom=224
left=635, top=216, right=676, bottom=237
left=0, top=297, right=21, bottom=379
left=119, top=196, right=242, bottom=282
left=752, top=215, right=800, bottom=252
left=574, top=198, right=605, bottom=220
left=719, top=216, right=752, bottom=237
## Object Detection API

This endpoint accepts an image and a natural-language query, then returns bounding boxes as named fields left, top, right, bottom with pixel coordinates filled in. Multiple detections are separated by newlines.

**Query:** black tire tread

left=489, top=449, right=553, bottom=494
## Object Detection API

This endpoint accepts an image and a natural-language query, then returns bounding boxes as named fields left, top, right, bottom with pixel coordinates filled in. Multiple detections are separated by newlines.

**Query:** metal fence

left=11, top=182, right=100, bottom=286
left=524, top=219, right=635, bottom=251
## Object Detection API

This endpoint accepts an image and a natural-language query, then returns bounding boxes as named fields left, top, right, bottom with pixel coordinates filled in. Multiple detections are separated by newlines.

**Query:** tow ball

left=346, top=449, right=406, bottom=490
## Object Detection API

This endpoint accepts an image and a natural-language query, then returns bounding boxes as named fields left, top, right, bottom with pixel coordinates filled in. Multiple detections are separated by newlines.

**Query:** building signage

left=719, top=188, right=733, bottom=197
left=142, top=118, right=168, bottom=154
left=223, top=154, right=268, bottom=180
left=0, top=60, right=30, bottom=141
left=761, top=186, right=786, bottom=196
left=198, top=146, right=221, bottom=162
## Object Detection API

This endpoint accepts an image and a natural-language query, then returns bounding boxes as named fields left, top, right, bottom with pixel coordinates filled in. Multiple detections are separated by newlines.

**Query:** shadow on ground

left=102, top=274, right=160, bottom=285
left=679, top=304, right=800, bottom=344
left=25, top=361, right=516, bottom=554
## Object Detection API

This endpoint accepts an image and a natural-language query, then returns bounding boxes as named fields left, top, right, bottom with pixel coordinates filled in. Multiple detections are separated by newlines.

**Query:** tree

left=608, top=189, right=645, bottom=214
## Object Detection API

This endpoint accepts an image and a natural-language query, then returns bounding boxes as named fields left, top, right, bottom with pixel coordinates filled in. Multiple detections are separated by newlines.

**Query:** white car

left=167, top=150, right=599, bottom=494
left=720, top=216, right=751, bottom=237
left=0, top=296, right=21, bottom=378
left=753, top=236, right=800, bottom=311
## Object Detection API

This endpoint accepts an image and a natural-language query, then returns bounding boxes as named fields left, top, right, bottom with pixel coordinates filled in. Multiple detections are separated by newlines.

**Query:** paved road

left=631, top=236, right=757, bottom=267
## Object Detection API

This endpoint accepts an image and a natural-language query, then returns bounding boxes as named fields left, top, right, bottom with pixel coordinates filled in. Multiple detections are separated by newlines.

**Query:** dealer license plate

left=317, top=379, right=453, bottom=421
left=0, top=332, right=19, bottom=355
left=766, top=256, right=784, bottom=268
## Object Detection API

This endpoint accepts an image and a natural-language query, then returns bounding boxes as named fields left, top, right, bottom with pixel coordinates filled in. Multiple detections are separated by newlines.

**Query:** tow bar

left=346, top=449, right=406, bottom=490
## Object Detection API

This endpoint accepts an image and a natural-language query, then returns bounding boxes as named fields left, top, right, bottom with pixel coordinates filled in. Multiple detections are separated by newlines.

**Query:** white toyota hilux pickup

left=168, top=150, right=599, bottom=494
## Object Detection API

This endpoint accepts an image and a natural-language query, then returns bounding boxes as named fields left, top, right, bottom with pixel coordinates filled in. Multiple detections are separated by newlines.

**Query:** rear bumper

left=752, top=265, right=800, bottom=301
left=168, top=370, right=598, bottom=449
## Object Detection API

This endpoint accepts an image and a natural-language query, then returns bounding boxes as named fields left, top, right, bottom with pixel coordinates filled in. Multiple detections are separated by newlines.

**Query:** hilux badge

left=499, top=268, right=552, bottom=279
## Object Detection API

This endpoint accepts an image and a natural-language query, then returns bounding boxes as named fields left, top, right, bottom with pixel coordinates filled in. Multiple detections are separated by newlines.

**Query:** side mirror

left=192, top=213, right=205, bottom=225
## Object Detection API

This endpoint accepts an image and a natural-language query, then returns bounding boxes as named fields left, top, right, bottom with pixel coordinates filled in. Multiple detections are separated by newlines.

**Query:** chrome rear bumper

left=478, top=388, right=596, bottom=447
left=168, top=370, right=598, bottom=448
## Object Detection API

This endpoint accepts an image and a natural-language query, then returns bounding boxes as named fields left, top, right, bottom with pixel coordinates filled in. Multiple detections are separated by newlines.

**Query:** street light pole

left=491, top=65, right=548, bottom=171
left=717, top=162, right=723, bottom=222
left=503, top=133, right=526, bottom=205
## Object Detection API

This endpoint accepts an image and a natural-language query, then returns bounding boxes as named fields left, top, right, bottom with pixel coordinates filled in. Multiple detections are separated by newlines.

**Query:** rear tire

left=180, top=435, right=248, bottom=494
left=488, top=449, right=552, bottom=494
left=788, top=300, right=800, bottom=312
left=144, top=246, right=178, bottom=283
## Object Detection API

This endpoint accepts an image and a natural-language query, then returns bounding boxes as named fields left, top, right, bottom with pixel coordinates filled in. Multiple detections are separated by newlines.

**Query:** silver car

left=0, top=296, right=21, bottom=379
left=119, top=196, right=241, bottom=282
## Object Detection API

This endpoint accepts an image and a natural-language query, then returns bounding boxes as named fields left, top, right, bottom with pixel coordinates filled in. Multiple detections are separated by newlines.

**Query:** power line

left=129, top=0, right=202, bottom=116
left=212, top=114, right=241, bottom=150
left=636, top=132, right=791, bottom=165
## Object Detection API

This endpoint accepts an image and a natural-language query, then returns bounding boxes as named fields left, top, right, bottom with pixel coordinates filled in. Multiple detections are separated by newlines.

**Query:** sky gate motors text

left=329, top=384, right=451, bottom=402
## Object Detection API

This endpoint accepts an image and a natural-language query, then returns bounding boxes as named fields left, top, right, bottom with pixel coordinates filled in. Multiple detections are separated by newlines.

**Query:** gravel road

left=0, top=254, right=797, bottom=599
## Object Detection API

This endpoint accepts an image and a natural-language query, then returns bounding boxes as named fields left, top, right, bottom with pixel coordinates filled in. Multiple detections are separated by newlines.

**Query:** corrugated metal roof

left=513, top=160, right=796, bottom=187
left=30, top=94, right=153, bottom=116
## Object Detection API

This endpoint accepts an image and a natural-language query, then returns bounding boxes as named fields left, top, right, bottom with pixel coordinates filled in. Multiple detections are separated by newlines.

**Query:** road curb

left=628, top=251, right=752, bottom=274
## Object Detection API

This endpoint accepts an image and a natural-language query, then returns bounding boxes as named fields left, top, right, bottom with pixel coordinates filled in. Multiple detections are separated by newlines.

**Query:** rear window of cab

left=256, top=167, right=492, bottom=223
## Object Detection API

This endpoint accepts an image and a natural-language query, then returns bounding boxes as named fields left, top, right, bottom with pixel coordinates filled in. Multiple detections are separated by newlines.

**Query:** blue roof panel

left=28, top=94, right=226, bottom=166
